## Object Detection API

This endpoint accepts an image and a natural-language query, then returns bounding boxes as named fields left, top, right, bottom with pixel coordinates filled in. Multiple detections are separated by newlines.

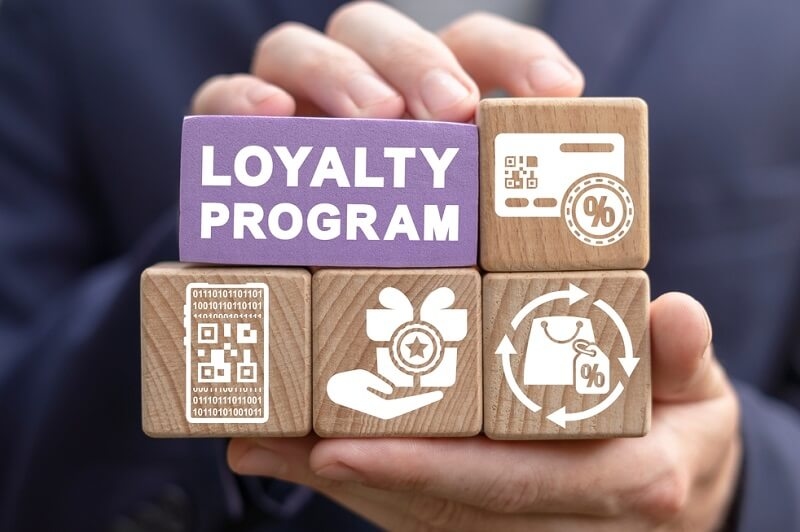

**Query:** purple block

left=179, top=116, right=478, bottom=267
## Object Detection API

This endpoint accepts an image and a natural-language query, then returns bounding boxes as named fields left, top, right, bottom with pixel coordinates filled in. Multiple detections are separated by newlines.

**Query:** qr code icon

left=503, top=155, right=538, bottom=189
left=196, top=323, right=259, bottom=383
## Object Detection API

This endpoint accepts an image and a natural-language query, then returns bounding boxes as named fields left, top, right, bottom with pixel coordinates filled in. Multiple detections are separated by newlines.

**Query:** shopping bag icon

left=523, top=317, right=595, bottom=386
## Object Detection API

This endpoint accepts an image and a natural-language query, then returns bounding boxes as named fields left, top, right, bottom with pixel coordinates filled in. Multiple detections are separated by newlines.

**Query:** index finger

left=440, top=12, right=584, bottom=96
left=326, top=2, right=479, bottom=121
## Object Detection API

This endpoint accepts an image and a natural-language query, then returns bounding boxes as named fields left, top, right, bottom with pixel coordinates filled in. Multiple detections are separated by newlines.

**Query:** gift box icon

left=366, top=286, right=468, bottom=388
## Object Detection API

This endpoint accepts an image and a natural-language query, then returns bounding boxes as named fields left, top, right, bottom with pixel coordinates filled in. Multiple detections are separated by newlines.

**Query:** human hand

left=327, top=369, right=444, bottom=420
left=229, top=292, right=741, bottom=531
left=190, top=2, right=584, bottom=120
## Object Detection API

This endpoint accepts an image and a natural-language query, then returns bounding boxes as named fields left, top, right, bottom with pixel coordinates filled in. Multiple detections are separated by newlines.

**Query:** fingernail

left=315, top=463, right=365, bottom=483
left=694, top=297, right=713, bottom=351
left=527, top=58, right=575, bottom=93
left=347, top=73, right=399, bottom=109
left=233, top=447, right=288, bottom=477
left=420, top=69, right=470, bottom=115
left=246, top=83, right=278, bottom=105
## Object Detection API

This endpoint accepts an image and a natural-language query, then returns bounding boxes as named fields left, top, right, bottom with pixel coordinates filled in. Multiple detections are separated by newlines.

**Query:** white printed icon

left=573, top=341, right=610, bottom=395
left=523, top=317, right=609, bottom=394
left=494, top=133, right=634, bottom=246
left=327, top=286, right=467, bottom=420
left=496, top=284, right=639, bottom=427
left=185, top=283, right=269, bottom=423
left=196, top=323, right=259, bottom=383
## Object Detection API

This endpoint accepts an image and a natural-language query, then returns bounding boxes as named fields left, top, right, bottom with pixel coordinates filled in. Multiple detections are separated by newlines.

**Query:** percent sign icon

left=580, top=363, right=606, bottom=388
left=583, top=195, right=615, bottom=227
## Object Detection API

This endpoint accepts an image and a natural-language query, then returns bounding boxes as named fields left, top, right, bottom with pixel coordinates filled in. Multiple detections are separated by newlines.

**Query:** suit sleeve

left=0, top=2, right=235, bottom=530
left=727, top=382, right=800, bottom=530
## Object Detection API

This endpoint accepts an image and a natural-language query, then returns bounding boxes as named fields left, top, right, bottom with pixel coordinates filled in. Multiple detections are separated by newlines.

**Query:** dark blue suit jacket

left=1, top=0, right=798, bottom=530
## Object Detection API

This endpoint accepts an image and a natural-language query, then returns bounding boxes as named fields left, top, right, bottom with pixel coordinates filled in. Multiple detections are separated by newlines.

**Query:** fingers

left=229, top=438, right=627, bottom=532
left=191, top=74, right=295, bottom=116
left=204, top=4, right=583, bottom=121
left=309, top=436, right=663, bottom=517
left=228, top=435, right=318, bottom=483
left=228, top=437, right=469, bottom=530
left=249, top=3, right=582, bottom=120
left=649, top=294, right=741, bottom=495
left=440, top=12, right=584, bottom=96
left=252, top=22, right=404, bottom=118
left=650, top=292, right=729, bottom=403
left=326, top=2, right=479, bottom=121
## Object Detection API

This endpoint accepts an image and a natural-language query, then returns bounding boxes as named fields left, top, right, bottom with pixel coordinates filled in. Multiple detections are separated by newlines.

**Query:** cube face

left=483, top=271, right=650, bottom=439
left=478, top=98, right=649, bottom=272
left=180, top=116, right=478, bottom=268
left=313, top=269, right=482, bottom=437
left=141, top=263, right=311, bottom=437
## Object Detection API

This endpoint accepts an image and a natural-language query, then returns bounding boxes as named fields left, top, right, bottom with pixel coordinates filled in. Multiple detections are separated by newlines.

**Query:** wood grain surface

left=483, top=271, right=651, bottom=439
left=313, top=269, right=482, bottom=437
left=141, top=263, right=311, bottom=437
left=478, top=98, right=649, bottom=272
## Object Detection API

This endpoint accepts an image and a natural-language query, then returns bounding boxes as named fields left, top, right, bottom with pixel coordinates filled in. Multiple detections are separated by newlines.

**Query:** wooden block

left=313, top=269, right=482, bottom=437
left=141, top=263, right=311, bottom=437
left=180, top=116, right=478, bottom=267
left=483, top=270, right=650, bottom=439
left=478, top=98, right=649, bottom=272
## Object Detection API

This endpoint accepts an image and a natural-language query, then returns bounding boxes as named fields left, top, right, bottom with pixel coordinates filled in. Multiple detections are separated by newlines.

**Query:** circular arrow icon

left=497, top=284, right=639, bottom=427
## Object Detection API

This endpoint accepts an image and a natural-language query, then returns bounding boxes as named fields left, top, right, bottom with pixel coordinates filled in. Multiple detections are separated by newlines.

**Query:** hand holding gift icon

left=326, top=286, right=468, bottom=419
left=326, top=370, right=445, bottom=420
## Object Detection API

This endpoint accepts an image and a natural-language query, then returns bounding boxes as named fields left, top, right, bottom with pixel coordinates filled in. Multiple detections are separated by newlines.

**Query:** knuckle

left=518, top=36, right=565, bottom=64
left=259, top=21, right=309, bottom=48
left=291, top=50, right=332, bottom=78
left=381, top=32, right=444, bottom=70
left=252, top=22, right=312, bottom=72
left=254, top=23, right=281, bottom=57
left=627, top=451, right=690, bottom=522
left=643, top=471, right=689, bottom=522
left=326, top=1, right=377, bottom=36
left=328, top=2, right=457, bottom=78
left=443, top=11, right=497, bottom=36
left=443, top=10, right=550, bottom=46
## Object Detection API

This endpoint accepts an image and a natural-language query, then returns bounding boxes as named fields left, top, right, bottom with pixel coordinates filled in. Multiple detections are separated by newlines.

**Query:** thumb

left=650, top=292, right=727, bottom=403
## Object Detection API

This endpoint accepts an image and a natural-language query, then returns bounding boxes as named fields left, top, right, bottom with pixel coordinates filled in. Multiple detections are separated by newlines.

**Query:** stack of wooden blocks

left=141, top=98, right=650, bottom=440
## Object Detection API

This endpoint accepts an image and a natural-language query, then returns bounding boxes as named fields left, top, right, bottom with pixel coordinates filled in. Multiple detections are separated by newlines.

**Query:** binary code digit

left=185, top=283, right=269, bottom=423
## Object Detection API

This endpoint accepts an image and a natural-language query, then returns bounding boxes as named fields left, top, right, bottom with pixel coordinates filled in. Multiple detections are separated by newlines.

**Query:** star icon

left=405, top=335, right=429, bottom=359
